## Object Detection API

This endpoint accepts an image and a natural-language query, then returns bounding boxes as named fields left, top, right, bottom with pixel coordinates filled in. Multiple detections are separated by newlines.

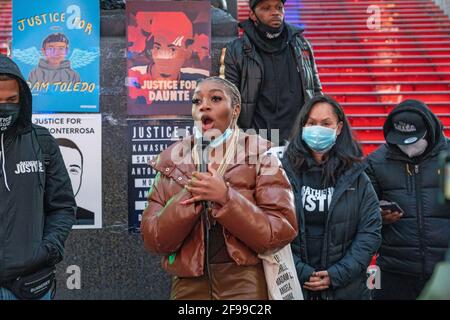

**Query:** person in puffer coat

left=141, top=77, right=297, bottom=300
left=282, top=95, right=382, bottom=300
left=366, top=99, right=450, bottom=300
left=221, top=0, right=322, bottom=144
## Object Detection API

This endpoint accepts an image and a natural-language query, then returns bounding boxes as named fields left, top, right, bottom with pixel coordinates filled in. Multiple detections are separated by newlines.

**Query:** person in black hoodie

left=0, top=55, right=76, bottom=300
left=366, top=99, right=450, bottom=300
left=282, top=95, right=382, bottom=300
left=220, top=0, right=322, bottom=145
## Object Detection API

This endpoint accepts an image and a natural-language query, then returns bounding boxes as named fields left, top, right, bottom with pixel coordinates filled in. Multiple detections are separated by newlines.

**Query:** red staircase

left=238, top=0, right=450, bottom=154
left=0, top=0, right=11, bottom=56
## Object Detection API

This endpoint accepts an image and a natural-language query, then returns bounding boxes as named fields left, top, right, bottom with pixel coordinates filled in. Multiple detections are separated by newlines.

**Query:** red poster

left=127, top=0, right=211, bottom=116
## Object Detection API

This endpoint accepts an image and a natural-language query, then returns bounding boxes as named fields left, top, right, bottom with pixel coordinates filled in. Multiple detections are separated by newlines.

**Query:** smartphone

left=439, top=151, right=450, bottom=203
left=379, top=201, right=404, bottom=214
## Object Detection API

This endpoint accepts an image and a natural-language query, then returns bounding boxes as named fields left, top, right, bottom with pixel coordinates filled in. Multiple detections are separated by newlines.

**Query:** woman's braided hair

left=197, top=76, right=241, bottom=108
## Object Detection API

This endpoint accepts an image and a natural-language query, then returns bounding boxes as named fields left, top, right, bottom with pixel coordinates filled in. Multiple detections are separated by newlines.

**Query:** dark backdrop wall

left=55, top=1, right=237, bottom=300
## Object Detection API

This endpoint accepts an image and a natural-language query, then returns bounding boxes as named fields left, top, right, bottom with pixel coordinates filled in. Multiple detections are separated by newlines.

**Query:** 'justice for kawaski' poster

left=126, top=0, right=211, bottom=116
left=128, top=119, right=193, bottom=232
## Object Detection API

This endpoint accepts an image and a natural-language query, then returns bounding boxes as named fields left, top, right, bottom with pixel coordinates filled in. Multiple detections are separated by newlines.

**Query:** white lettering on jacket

left=14, top=161, right=44, bottom=174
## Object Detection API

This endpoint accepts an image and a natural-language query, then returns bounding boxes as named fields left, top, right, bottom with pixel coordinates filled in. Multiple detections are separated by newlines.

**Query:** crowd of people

left=0, top=0, right=449, bottom=300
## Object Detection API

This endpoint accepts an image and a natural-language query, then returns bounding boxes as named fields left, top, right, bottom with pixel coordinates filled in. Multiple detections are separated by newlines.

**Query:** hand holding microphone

left=180, top=166, right=229, bottom=206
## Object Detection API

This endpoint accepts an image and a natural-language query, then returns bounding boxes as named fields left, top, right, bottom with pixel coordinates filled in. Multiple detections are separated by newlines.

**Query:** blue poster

left=12, top=0, right=100, bottom=113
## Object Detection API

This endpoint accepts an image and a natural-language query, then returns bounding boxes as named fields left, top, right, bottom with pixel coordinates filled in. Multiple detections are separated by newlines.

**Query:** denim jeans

left=0, top=287, right=53, bottom=300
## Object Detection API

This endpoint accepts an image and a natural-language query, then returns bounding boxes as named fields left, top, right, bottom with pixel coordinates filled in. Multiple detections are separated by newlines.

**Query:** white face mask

left=398, top=138, right=428, bottom=158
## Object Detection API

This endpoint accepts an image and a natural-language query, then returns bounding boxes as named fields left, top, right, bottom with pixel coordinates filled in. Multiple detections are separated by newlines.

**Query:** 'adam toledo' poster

left=12, top=0, right=100, bottom=113
left=127, top=0, right=211, bottom=116
left=32, top=114, right=102, bottom=229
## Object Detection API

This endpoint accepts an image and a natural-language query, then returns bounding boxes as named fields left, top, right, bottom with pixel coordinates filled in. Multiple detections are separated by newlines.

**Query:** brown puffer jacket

left=141, top=133, right=298, bottom=277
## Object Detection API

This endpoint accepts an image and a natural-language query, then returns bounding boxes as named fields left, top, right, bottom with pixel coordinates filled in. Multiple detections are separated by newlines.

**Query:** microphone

left=198, top=138, right=210, bottom=174
left=195, top=137, right=212, bottom=234
left=195, top=134, right=213, bottom=285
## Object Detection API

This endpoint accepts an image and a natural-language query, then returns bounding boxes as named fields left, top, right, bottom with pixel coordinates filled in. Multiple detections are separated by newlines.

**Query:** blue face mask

left=193, top=125, right=233, bottom=149
left=302, top=125, right=337, bottom=153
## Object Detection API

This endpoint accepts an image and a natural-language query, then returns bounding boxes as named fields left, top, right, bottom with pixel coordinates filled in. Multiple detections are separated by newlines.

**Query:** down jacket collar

left=149, top=132, right=273, bottom=183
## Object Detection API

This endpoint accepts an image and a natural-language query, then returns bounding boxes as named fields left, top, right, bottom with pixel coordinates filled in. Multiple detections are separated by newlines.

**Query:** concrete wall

left=434, top=0, right=450, bottom=18
left=55, top=11, right=170, bottom=300
left=54, top=5, right=237, bottom=300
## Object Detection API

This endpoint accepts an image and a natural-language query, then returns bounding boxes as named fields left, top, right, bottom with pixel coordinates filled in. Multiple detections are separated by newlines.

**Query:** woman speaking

left=141, top=77, right=297, bottom=300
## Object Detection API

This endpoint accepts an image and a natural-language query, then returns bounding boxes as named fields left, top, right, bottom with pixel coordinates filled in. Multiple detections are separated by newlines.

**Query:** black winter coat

left=282, top=157, right=382, bottom=300
left=221, top=22, right=322, bottom=130
left=366, top=101, right=450, bottom=277
left=0, top=55, right=76, bottom=283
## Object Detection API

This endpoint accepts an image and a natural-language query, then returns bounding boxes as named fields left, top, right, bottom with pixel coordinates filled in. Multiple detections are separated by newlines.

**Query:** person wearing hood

left=366, top=99, right=450, bottom=300
left=140, top=77, right=297, bottom=299
left=282, top=95, right=382, bottom=300
left=0, top=55, right=76, bottom=300
left=220, top=0, right=322, bottom=145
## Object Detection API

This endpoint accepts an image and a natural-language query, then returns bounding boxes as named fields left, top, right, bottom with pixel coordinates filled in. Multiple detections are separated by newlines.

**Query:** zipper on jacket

left=272, top=53, right=280, bottom=114
left=413, top=164, right=426, bottom=277
left=243, top=35, right=265, bottom=104
left=290, top=42, right=307, bottom=99
left=405, top=163, right=413, bottom=194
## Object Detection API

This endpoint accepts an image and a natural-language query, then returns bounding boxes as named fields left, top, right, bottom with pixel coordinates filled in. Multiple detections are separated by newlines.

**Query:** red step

left=353, top=127, right=450, bottom=141
left=314, top=48, right=450, bottom=57
left=320, top=72, right=450, bottom=82
left=0, top=0, right=11, bottom=56
left=316, top=56, right=450, bottom=65
left=331, top=91, right=450, bottom=103
left=318, top=63, right=450, bottom=73
left=301, top=18, right=450, bottom=26
left=234, top=0, right=450, bottom=154
left=313, top=41, right=450, bottom=50
left=341, top=102, right=450, bottom=115
left=323, top=82, right=450, bottom=92
left=305, top=30, right=450, bottom=37
left=304, top=22, right=450, bottom=30
left=348, top=114, right=450, bottom=127
left=362, top=143, right=383, bottom=155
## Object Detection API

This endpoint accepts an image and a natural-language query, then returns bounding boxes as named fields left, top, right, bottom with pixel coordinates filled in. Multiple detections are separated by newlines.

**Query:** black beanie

left=249, top=0, right=286, bottom=10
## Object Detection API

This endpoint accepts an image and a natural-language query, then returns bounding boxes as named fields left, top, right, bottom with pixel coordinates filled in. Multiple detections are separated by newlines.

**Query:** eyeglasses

left=44, top=47, right=67, bottom=54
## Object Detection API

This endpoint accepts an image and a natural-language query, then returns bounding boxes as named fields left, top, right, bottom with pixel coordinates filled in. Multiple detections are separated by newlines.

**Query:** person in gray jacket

left=0, top=54, right=76, bottom=300
left=28, top=33, right=80, bottom=86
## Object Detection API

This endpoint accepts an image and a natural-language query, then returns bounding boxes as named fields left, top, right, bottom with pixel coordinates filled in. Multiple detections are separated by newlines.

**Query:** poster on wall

left=12, top=0, right=100, bottom=113
left=128, top=119, right=194, bottom=232
left=126, top=0, right=211, bottom=116
left=32, top=114, right=102, bottom=229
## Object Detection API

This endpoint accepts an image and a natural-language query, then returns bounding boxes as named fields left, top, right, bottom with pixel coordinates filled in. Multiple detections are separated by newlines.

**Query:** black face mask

left=254, top=16, right=285, bottom=39
left=0, top=103, right=20, bottom=133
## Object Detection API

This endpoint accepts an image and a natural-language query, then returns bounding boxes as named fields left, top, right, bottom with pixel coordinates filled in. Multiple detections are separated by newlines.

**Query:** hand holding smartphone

left=379, top=200, right=404, bottom=224
left=380, top=200, right=404, bottom=214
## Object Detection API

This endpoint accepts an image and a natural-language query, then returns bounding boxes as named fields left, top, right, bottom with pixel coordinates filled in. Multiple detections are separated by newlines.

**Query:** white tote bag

left=259, top=244, right=304, bottom=300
